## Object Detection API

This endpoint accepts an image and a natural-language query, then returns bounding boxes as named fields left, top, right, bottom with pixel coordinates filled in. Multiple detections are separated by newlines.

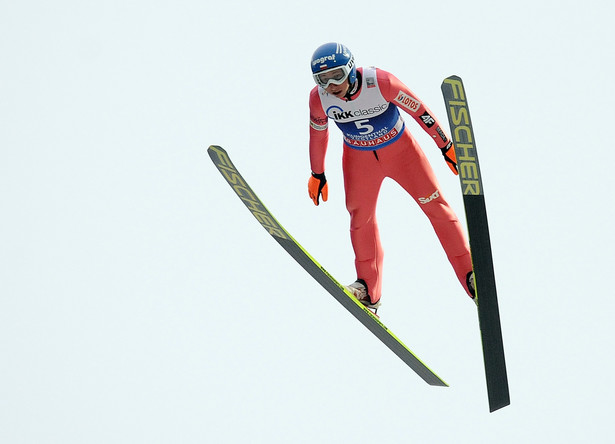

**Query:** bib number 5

left=355, top=119, right=374, bottom=134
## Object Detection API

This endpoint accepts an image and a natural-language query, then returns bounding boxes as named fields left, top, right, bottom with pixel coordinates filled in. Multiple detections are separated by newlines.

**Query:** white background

left=2, top=1, right=614, bottom=442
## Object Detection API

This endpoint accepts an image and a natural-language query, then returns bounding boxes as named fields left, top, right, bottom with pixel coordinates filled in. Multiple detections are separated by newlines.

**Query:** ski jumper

left=309, top=67, right=473, bottom=302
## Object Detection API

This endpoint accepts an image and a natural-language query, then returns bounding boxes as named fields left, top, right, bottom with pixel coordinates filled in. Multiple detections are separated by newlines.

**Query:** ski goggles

left=313, top=66, right=351, bottom=89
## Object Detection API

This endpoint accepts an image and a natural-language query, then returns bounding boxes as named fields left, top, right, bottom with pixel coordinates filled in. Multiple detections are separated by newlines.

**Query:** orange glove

left=308, top=172, right=328, bottom=206
left=440, top=141, right=458, bottom=175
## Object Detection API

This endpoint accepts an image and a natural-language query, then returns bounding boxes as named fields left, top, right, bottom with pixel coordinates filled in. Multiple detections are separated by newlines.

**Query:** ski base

left=208, top=144, right=447, bottom=387
left=442, top=76, right=510, bottom=412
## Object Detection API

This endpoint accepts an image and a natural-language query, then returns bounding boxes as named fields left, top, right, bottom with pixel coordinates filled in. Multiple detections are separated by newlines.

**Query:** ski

left=441, top=76, right=510, bottom=412
left=207, top=145, right=447, bottom=387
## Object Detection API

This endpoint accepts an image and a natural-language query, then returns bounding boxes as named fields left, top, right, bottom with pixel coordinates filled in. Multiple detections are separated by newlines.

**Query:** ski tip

left=207, top=145, right=229, bottom=163
left=443, top=74, right=462, bottom=81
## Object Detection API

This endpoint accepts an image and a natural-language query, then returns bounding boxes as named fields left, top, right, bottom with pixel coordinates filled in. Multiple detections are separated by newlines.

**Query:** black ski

left=208, top=145, right=447, bottom=387
left=441, top=76, right=510, bottom=412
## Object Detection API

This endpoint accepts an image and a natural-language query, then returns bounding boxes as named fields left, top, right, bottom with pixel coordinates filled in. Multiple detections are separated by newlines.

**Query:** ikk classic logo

left=326, top=103, right=389, bottom=121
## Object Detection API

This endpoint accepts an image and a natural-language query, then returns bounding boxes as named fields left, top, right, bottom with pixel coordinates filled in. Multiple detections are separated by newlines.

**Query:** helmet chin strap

left=343, top=70, right=362, bottom=101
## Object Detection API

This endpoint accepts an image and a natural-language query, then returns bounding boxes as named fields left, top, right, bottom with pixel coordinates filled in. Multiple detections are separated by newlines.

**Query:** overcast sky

left=2, top=1, right=614, bottom=442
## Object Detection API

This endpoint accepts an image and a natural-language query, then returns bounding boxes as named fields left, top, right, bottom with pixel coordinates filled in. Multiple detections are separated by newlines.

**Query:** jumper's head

left=311, top=42, right=356, bottom=89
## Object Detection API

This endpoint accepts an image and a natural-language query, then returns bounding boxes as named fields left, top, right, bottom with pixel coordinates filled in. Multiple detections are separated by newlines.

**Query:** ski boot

left=346, top=279, right=381, bottom=314
left=466, top=271, right=478, bottom=306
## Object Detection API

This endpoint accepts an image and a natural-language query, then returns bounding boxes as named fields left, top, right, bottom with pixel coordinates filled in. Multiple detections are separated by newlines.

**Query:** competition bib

left=319, top=67, right=404, bottom=150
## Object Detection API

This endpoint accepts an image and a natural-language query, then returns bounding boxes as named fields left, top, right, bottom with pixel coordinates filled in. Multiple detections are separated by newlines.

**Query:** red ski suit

left=309, top=67, right=472, bottom=303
